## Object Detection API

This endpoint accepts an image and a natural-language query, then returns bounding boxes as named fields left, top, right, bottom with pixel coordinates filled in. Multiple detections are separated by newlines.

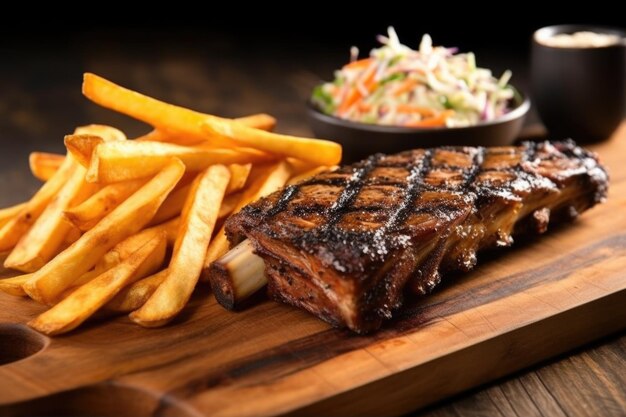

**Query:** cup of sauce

left=531, top=25, right=625, bottom=142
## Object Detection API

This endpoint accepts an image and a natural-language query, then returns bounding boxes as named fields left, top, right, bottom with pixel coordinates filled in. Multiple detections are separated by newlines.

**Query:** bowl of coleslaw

left=308, top=28, right=530, bottom=161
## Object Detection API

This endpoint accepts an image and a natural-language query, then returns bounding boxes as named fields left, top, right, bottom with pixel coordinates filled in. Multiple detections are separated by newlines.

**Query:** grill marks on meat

left=225, top=141, right=608, bottom=333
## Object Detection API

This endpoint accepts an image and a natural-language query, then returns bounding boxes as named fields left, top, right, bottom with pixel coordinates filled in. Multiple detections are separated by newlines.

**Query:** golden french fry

left=74, top=124, right=127, bottom=142
left=218, top=193, right=241, bottom=220
left=135, top=129, right=208, bottom=145
left=22, top=159, right=184, bottom=304
left=148, top=164, right=248, bottom=227
left=0, top=155, right=76, bottom=252
left=64, top=134, right=104, bottom=168
left=105, top=269, right=168, bottom=313
left=286, top=157, right=318, bottom=175
left=61, top=225, right=82, bottom=248
left=202, top=118, right=342, bottom=166
left=64, top=126, right=126, bottom=168
left=29, top=232, right=166, bottom=335
left=287, top=165, right=338, bottom=185
left=131, top=165, right=230, bottom=327
left=151, top=163, right=249, bottom=225
left=5, top=159, right=97, bottom=272
left=157, top=217, right=180, bottom=246
left=0, top=265, right=97, bottom=299
left=29, top=152, right=65, bottom=182
left=202, top=161, right=291, bottom=274
left=135, top=119, right=274, bottom=144
left=226, top=164, right=252, bottom=194
left=0, top=273, right=33, bottom=297
left=0, top=203, right=27, bottom=229
left=95, top=225, right=172, bottom=273
left=81, top=140, right=272, bottom=183
left=64, top=179, right=145, bottom=231
left=134, top=129, right=169, bottom=141
left=232, top=114, right=276, bottom=131
left=101, top=231, right=166, bottom=290
left=149, top=183, right=191, bottom=226
left=50, top=268, right=104, bottom=305
left=55, top=226, right=170, bottom=304
left=82, top=73, right=276, bottom=144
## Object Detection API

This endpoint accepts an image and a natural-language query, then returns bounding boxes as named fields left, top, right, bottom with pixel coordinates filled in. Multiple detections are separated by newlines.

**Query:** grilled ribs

left=224, top=141, right=608, bottom=333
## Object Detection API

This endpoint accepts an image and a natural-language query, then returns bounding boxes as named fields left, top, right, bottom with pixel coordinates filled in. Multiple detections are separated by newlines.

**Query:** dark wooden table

left=0, top=34, right=624, bottom=417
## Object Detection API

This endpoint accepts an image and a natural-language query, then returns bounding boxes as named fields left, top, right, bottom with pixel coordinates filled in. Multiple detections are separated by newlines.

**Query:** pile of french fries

left=0, top=73, right=341, bottom=335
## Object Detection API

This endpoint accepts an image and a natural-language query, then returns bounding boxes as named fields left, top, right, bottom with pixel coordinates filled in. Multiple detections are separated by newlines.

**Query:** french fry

left=133, top=129, right=171, bottom=142
left=287, top=165, right=338, bottom=185
left=232, top=114, right=276, bottom=132
left=61, top=225, right=82, bottom=248
left=148, top=164, right=249, bottom=227
left=29, top=152, right=65, bottom=182
left=202, top=161, right=292, bottom=275
left=149, top=217, right=180, bottom=247
left=202, top=118, right=342, bottom=166
left=149, top=183, right=192, bottom=226
left=0, top=203, right=27, bottom=229
left=0, top=266, right=99, bottom=299
left=54, top=226, right=170, bottom=304
left=74, top=124, right=127, bottom=142
left=64, top=134, right=104, bottom=168
left=5, top=159, right=97, bottom=272
left=22, top=159, right=184, bottom=304
left=226, top=164, right=252, bottom=194
left=286, top=157, right=317, bottom=175
left=64, top=179, right=145, bottom=231
left=82, top=73, right=276, bottom=144
left=95, top=224, right=174, bottom=273
left=0, top=155, right=75, bottom=252
left=64, top=126, right=127, bottom=168
left=131, top=164, right=230, bottom=327
left=29, top=232, right=166, bottom=335
left=218, top=193, right=241, bottom=220
left=0, top=273, right=33, bottom=297
left=77, top=139, right=272, bottom=183
left=105, top=269, right=168, bottom=313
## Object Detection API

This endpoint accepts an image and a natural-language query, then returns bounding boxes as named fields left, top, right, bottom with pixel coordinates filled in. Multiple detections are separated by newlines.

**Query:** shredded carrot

left=358, top=102, right=372, bottom=112
left=362, top=69, right=377, bottom=92
left=337, top=88, right=361, bottom=115
left=404, top=110, right=455, bottom=127
left=393, top=78, right=419, bottom=97
left=396, top=104, right=435, bottom=117
left=342, top=58, right=373, bottom=71
left=338, top=65, right=378, bottom=116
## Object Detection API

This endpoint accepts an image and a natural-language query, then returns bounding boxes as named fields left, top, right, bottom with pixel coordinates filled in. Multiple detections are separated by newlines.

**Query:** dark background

left=1, top=9, right=624, bottom=47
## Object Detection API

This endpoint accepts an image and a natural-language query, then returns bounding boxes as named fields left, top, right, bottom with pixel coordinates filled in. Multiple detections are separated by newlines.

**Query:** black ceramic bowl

left=531, top=25, right=626, bottom=143
left=307, top=92, right=530, bottom=162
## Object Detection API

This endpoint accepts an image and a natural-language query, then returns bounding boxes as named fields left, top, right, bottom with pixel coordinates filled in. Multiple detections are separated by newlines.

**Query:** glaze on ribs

left=224, top=141, right=608, bottom=333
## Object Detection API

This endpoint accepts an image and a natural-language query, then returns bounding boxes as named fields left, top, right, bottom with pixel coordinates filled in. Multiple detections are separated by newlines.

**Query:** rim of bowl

left=307, top=90, right=530, bottom=133
left=533, top=24, right=626, bottom=49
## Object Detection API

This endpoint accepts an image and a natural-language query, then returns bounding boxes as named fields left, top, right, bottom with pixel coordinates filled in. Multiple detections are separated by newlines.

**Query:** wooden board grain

left=0, top=124, right=625, bottom=417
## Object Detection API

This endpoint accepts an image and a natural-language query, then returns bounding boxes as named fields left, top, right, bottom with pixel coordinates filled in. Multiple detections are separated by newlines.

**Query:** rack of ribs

left=214, top=140, right=608, bottom=333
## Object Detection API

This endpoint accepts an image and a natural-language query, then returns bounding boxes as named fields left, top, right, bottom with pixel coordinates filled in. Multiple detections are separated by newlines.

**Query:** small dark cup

left=531, top=25, right=626, bottom=142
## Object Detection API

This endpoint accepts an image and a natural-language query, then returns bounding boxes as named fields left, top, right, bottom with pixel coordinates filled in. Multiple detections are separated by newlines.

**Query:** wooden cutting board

left=1, top=124, right=625, bottom=417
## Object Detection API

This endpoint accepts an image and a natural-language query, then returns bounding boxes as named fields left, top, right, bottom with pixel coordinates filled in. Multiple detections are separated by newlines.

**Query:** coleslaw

left=312, top=27, right=517, bottom=128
